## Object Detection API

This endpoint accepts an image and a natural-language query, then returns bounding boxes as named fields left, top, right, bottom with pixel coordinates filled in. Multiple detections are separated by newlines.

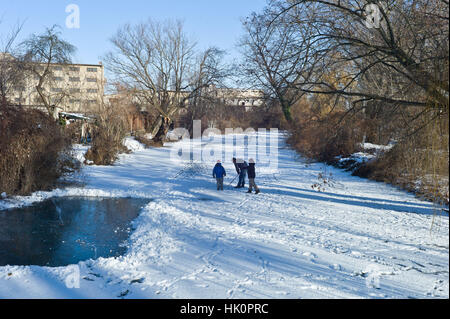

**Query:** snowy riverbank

left=0, top=132, right=448, bottom=299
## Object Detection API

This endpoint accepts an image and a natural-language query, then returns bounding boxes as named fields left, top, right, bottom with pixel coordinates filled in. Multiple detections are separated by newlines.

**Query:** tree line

left=1, top=1, right=448, bottom=202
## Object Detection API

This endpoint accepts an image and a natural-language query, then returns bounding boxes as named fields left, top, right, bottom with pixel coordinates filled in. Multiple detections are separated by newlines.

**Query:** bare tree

left=273, top=0, right=449, bottom=113
left=20, top=26, right=76, bottom=117
left=105, top=19, right=228, bottom=143
left=0, top=21, right=24, bottom=107
left=238, top=8, right=317, bottom=123
left=183, top=47, right=231, bottom=132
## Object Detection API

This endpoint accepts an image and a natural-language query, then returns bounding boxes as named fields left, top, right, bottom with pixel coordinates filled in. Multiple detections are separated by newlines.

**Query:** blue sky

left=1, top=0, right=268, bottom=65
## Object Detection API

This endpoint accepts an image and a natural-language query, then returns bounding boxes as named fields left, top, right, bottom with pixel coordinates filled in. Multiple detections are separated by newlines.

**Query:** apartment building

left=9, top=60, right=105, bottom=115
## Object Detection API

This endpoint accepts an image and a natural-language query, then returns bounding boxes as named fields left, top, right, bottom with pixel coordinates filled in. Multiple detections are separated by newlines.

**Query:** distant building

left=204, top=86, right=266, bottom=111
left=5, top=57, right=105, bottom=115
left=105, top=85, right=266, bottom=112
left=105, top=89, right=190, bottom=111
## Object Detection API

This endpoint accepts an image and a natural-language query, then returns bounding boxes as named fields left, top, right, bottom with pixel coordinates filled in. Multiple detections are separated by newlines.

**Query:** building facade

left=9, top=61, right=105, bottom=115
left=204, top=86, right=266, bottom=111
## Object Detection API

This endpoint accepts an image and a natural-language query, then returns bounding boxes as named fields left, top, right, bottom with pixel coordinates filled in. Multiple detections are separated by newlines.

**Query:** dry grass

left=286, top=99, right=449, bottom=205
left=287, top=109, right=365, bottom=163
left=354, top=114, right=449, bottom=205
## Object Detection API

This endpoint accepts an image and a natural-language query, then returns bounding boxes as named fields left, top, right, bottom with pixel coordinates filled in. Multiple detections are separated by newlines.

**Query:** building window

left=69, top=99, right=81, bottom=104
left=87, top=89, right=98, bottom=93
left=70, top=88, right=81, bottom=93
left=51, top=88, right=63, bottom=93
left=69, top=67, right=80, bottom=72
left=69, top=77, right=80, bottom=82
left=87, top=67, right=97, bottom=72
left=53, top=66, right=63, bottom=71
left=86, top=78, right=97, bottom=83
left=87, top=100, right=97, bottom=104
left=53, top=77, right=63, bottom=81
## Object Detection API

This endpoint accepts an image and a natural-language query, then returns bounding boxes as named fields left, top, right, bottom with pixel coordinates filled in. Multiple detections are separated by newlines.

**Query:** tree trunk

left=1, top=95, right=7, bottom=107
left=280, top=98, right=293, bottom=124
left=150, top=116, right=172, bottom=144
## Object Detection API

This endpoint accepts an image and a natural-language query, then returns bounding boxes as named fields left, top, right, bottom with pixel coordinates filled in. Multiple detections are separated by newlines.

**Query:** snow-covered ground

left=0, top=132, right=448, bottom=299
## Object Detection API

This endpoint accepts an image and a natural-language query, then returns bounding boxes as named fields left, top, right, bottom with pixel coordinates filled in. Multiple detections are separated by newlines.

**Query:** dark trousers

left=216, top=178, right=224, bottom=191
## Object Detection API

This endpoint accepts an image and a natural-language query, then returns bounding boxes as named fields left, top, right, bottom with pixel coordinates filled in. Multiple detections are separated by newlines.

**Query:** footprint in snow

left=303, top=252, right=317, bottom=259
left=130, top=278, right=145, bottom=284
left=330, top=264, right=342, bottom=271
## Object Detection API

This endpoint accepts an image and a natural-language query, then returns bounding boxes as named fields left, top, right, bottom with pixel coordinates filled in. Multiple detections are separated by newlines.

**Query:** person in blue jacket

left=213, top=160, right=226, bottom=191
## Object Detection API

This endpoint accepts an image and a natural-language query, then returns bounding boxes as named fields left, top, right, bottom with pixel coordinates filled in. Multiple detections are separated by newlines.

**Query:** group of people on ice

left=212, top=158, right=260, bottom=194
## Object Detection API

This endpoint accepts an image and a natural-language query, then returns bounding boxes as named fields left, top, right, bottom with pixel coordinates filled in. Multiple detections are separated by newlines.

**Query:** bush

left=286, top=98, right=449, bottom=205
left=287, top=110, right=365, bottom=163
left=85, top=105, right=129, bottom=165
left=0, top=106, right=76, bottom=196
left=354, top=115, right=449, bottom=205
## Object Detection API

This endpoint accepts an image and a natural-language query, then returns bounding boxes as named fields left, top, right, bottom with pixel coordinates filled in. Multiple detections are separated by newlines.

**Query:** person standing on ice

left=213, top=160, right=226, bottom=191
left=233, top=158, right=248, bottom=189
left=247, top=159, right=260, bottom=194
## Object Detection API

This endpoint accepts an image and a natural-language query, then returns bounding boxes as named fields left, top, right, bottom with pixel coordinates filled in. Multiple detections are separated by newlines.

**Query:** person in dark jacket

left=233, top=158, right=248, bottom=188
left=247, top=159, right=260, bottom=194
left=213, top=160, right=226, bottom=191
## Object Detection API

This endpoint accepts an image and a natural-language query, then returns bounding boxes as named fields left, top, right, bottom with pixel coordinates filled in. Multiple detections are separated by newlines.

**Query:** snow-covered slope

left=0, top=133, right=448, bottom=299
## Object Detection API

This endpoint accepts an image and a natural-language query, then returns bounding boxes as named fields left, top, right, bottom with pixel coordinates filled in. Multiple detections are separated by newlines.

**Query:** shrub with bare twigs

left=0, top=105, right=76, bottom=196
left=85, top=105, right=129, bottom=165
